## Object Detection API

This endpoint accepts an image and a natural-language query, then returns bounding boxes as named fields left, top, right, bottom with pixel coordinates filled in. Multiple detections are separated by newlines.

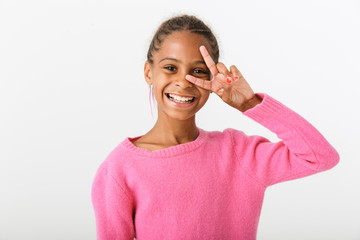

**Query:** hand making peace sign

left=185, top=46, right=262, bottom=112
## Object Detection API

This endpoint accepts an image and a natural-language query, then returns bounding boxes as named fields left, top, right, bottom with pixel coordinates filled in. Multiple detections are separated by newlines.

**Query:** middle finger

left=216, top=62, right=231, bottom=82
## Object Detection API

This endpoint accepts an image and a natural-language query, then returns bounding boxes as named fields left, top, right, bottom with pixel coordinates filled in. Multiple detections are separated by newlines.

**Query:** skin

left=133, top=30, right=262, bottom=151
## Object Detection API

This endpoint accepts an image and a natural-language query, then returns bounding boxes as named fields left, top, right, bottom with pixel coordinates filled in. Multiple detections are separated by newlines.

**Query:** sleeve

left=91, top=166, right=135, bottom=240
left=231, top=93, right=340, bottom=187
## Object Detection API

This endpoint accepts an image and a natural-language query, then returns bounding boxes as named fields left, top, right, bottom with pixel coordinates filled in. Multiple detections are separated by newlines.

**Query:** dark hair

left=147, top=14, right=219, bottom=65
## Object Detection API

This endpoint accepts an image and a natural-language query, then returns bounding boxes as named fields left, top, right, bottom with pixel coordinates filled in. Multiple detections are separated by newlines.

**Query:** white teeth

left=168, top=93, right=194, bottom=103
left=169, top=93, right=193, bottom=102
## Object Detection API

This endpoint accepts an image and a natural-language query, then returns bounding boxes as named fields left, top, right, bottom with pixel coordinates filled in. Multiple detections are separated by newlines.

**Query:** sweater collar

left=120, top=127, right=207, bottom=158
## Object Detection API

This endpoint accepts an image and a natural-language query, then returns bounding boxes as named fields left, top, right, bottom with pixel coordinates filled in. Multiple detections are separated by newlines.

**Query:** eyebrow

left=159, top=57, right=206, bottom=65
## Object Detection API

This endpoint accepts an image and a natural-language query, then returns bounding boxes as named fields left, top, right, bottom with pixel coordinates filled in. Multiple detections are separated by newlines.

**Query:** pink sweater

left=91, top=93, right=339, bottom=240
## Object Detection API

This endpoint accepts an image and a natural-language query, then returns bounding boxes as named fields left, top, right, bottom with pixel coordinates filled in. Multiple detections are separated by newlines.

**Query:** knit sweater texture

left=91, top=93, right=339, bottom=240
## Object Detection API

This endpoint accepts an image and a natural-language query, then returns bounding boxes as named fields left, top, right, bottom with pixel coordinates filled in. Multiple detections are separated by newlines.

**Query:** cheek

left=153, top=82, right=169, bottom=101
left=198, top=90, right=210, bottom=103
left=199, top=87, right=211, bottom=96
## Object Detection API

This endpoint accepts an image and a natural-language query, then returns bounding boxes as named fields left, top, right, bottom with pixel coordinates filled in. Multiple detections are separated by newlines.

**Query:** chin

left=167, top=112, right=196, bottom=121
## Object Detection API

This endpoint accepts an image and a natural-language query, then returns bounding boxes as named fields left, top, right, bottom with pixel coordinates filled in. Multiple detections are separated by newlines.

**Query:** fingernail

left=227, top=76, right=232, bottom=83
left=234, top=76, right=239, bottom=81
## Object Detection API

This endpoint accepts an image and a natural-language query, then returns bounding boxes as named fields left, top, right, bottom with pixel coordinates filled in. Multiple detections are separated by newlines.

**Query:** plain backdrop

left=1, top=0, right=359, bottom=239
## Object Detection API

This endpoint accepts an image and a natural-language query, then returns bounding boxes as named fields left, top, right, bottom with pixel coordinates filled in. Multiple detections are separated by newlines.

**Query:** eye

left=193, top=69, right=209, bottom=75
left=164, top=66, right=176, bottom=71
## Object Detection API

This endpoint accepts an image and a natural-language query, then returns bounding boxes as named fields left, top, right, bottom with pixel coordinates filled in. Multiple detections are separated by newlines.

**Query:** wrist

left=238, top=94, right=263, bottom=112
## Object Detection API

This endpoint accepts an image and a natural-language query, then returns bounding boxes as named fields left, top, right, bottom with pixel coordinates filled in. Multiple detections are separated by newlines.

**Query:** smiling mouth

left=165, top=93, right=196, bottom=103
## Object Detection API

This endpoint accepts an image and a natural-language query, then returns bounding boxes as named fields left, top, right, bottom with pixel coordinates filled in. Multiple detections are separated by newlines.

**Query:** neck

left=149, top=114, right=199, bottom=145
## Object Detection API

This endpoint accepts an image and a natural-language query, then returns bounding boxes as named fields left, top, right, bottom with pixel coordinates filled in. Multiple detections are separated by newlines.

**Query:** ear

left=144, top=61, right=153, bottom=85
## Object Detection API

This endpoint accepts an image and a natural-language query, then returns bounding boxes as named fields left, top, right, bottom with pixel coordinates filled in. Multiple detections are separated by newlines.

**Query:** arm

left=91, top=166, right=135, bottom=239
left=185, top=45, right=339, bottom=186
left=231, top=93, right=339, bottom=187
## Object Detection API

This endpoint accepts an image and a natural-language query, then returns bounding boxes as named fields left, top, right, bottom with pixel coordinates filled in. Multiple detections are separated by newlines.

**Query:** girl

left=91, top=15, right=339, bottom=240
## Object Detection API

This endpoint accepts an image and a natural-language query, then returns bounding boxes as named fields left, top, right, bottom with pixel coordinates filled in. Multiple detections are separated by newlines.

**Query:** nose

left=175, top=73, right=193, bottom=88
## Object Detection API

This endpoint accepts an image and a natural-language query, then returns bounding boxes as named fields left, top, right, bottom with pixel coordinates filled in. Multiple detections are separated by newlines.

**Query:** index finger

left=199, top=45, right=218, bottom=76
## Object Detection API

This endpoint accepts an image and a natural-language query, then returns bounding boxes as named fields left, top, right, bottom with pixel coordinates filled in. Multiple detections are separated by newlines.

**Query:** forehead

left=155, top=31, right=210, bottom=62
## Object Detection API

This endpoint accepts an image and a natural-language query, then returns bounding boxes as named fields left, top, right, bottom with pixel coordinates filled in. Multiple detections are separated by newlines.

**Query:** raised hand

left=185, top=45, right=262, bottom=112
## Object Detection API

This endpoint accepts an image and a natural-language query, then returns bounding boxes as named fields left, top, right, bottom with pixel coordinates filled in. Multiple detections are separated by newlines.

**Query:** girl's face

left=145, top=31, right=212, bottom=121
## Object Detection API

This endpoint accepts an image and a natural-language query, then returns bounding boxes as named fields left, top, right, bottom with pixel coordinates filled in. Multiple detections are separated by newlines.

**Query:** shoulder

left=91, top=141, right=138, bottom=196
left=95, top=140, right=134, bottom=179
left=202, top=127, right=251, bottom=147
left=206, top=128, right=272, bottom=155
left=207, top=128, right=248, bottom=139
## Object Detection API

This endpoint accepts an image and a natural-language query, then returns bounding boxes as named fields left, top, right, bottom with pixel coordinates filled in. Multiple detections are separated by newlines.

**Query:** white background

left=1, top=0, right=359, bottom=239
